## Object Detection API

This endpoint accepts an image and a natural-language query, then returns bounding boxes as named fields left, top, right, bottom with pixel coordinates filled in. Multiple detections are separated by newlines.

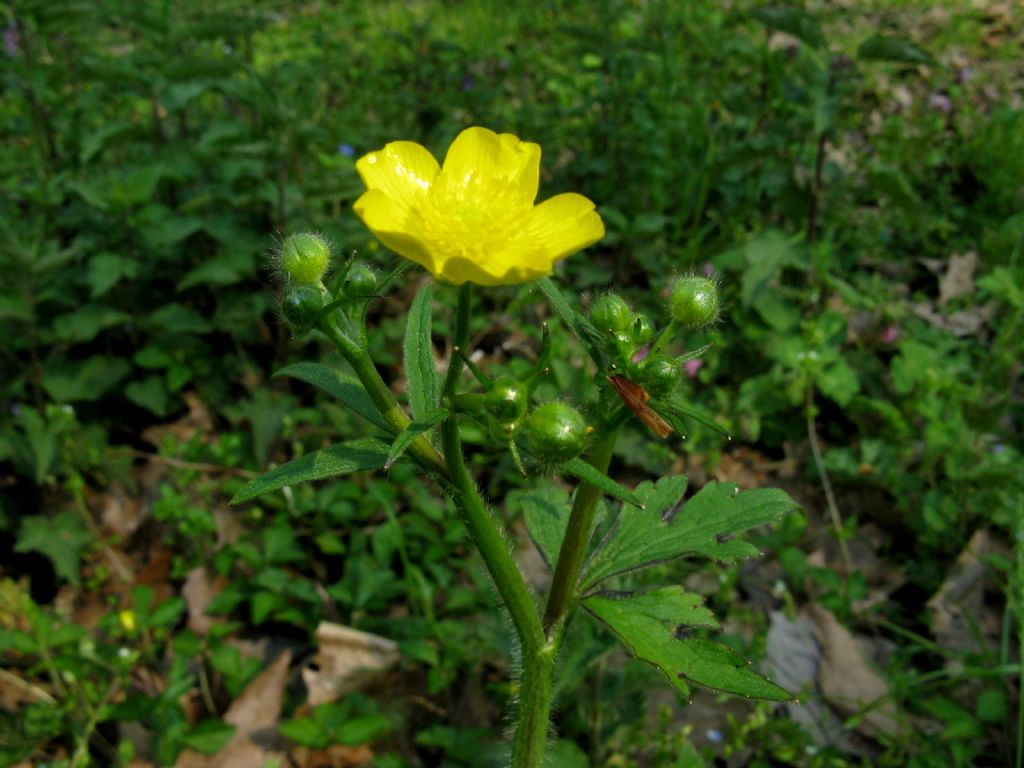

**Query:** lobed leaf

left=274, top=363, right=392, bottom=434
left=585, top=588, right=791, bottom=700
left=582, top=477, right=799, bottom=591
left=404, top=285, right=439, bottom=421
left=231, top=438, right=390, bottom=504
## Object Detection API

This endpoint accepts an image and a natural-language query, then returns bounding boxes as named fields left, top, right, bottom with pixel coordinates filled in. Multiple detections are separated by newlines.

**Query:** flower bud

left=639, top=355, right=680, bottom=398
left=280, top=233, right=331, bottom=285
left=632, top=314, right=654, bottom=345
left=669, top=276, right=719, bottom=328
left=484, top=378, right=529, bottom=424
left=525, top=402, right=587, bottom=463
left=281, top=284, right=324, bottom=330
left=344, top=263, right=377, bottom=296
left=589, top=293, right=632, bottom=334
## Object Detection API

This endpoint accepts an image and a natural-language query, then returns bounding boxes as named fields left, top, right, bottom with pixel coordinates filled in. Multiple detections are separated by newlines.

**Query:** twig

left=806, top=388, right=853, bottom=571
left=114, top=449, right=256, bottom=478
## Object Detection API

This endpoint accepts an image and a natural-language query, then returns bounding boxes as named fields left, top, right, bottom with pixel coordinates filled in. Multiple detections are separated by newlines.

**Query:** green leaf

left=560, top=458, right=643, bottom=509
left=50, top=304, right=131, bottom=343
left=515, top=482, right=572, bottom=571
left=749, top=8, right=824, bottom=49
left=584, top=588, right=790, bottom=700
left=125, top=377, right=171, bottom=416
left=858, top=34, right=936, bottom=66
left=178, top=250, right=256, bottom=291
left=404, top=285, right=439, bottom=421
left=280, top=716, right=329, bottom=749
left=582, top=477, right=798, bottom=591
left=231, top=438, right=390, bottom=504
left=741, top=231, right=796, bottom=307
left=274, top=363, right=392, bottom=433
left=144, top=304, right=212, bottom=335
left=86, top=252, right=138, bottom=298
left=181, top=718, right=236, bottom=754
left=15, top=511, right=92, bottom=585
left=385, top=408, right=447, bottom=469
left=537, top=277, right=605, bottom=367
left=41, top=357, right=132, bottom=403
left=146, top=597, right=186, bottom=629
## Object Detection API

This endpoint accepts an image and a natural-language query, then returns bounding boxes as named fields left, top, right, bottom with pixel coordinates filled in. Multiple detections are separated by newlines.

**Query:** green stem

left=440, top=284, right=549, bottom=767
left=322, top=324, right=447, bottom=478
left=542, top=426, right=619, bottom=637
left=512, top=640, right=556, bottom=767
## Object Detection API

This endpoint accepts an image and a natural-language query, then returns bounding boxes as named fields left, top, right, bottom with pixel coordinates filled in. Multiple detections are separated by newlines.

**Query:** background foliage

left=1, top=0, right=1021, bottom=766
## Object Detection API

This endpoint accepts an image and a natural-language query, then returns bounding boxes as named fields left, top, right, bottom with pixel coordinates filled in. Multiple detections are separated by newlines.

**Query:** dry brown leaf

left=174, top=650, right=292, bottom=768
left=99, top=480, right=144, bottom=538
left=927, top=529, right=1002, bottom=656
left=764, top=611, right=850, bottom=749
left=809, top=605, right=902, bottom=739
left=302, top=623, right=400, bottom=707
left=182, top=567, right=226, bottom=636
left=291, top=743, right=374, bottom=768
left=939, top=251, right=978, bottom=306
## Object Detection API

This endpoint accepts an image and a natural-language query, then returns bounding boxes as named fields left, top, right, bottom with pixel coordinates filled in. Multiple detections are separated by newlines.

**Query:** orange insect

left=607, top=374, right=673, bottom=438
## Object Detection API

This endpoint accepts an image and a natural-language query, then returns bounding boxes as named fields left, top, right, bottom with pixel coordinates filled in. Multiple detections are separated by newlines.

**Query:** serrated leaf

left=231, top=438, right=390, bottom=504
left=404, top=286, right=438, bottom=421
left=274, top=363, right=392, bottom=434
left=585, top=588, right=790, bottom=700
left=50, top=304, right=131, bottom=344
left=385, top=408, right=447, bottom=469
left=858, top=34, right=936, bottom=66
left=15, top=511, right=92, bottom=585
left=582, top=477, right=798, bottom=591
left=560, top=458, right=643, bottom=509
left=749, top=8, right=824, bottom=48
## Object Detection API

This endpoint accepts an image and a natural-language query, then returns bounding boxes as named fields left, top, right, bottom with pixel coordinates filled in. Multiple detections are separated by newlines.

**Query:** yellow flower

left=354, top=127, right=605, bottom=286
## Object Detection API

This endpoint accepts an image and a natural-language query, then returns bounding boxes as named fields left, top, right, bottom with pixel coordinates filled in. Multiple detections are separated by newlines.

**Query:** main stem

left=542, top=426, right=619, bottom=637
left=439, top=285, right=549, bottom=767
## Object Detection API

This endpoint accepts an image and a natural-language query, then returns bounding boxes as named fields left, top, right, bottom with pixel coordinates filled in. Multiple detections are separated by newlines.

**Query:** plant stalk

left=542, top=426, right=619, bottom=637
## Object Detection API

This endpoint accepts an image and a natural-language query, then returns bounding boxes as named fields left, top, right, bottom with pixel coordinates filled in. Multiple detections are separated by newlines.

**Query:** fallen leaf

left=938, top=251, right=978, bottom=306
left=175, top=650, right=292, bottom=768
left=764, top=611, right=850, bottom=749
left=182, top=567, right=226, bottom=636
left=291, top=743, right=374, bottom=768
left=927, top=529, right=1002, bottom=656
left=809, top=606, right=902, bottom=739
left=302, top=623, right=400, bottom=707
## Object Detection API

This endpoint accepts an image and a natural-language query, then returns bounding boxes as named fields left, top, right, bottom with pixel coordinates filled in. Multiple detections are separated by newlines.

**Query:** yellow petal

left=353, top=189, right=437, bottom=274
left=355, top=141, right=439, bottom=212
left=437, top=127, right=541, bottom=207
left=519, top=193, right=605, bottom=264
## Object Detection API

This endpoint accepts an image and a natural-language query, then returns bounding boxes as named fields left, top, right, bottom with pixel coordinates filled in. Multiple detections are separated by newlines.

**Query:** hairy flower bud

left=280, top=233, right=331, bottom=285
left=639, top=355, right=681, bottom=398
left=589, top=293, right=632, bottom=334
left=281, top=283, right=325, bottom=330
left=485, top=378, right=529, bottom=424
left=344, top=263, right=378, bottom=296
left=526, top=402, right=587, bottom=463
left=669, top=276, right=719, bottom=328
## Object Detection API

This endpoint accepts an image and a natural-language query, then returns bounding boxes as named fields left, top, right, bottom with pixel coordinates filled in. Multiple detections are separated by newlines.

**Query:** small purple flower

left=702, top=261, right=715, bottom=278
left=685, top=359, right=703, bottom=379
left=706, top=728, right=724, bottom=744
left=10, top=402, right=22, bottom=417
left=338, top=143, right=355, bottom=158
left=631, top=345, right=650, bottom=364
left=3, top=21, right=19, bottom=58
left=992, top=443, right=1006, bottom=455
left=462, top=74, right=476, bottom=92
left=879, top=325, right=900, bottom=345
left=957, top=67, right=973, bottom=84
left=928, top=93, right=952, bottom=115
